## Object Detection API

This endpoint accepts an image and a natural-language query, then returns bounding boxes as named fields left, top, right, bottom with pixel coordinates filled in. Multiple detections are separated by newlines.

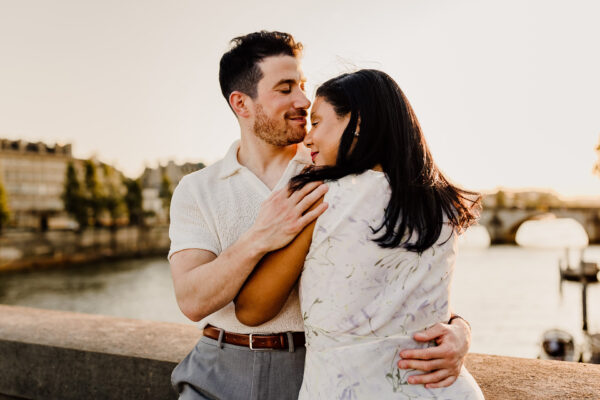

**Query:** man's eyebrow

left=273, top=78, right=305, bottom=87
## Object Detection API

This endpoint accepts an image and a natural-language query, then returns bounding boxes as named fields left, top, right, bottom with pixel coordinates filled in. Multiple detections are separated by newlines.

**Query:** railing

left=1, top=305, right=599, bottom=400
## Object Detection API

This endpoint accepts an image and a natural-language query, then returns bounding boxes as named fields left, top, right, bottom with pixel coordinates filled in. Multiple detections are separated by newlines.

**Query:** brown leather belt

left=203, top=324, right=305, bottom=351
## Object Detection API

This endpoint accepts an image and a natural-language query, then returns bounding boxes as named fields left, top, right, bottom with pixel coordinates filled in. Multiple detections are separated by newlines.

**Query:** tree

left=159, top=171, right=172, bottom=221
left=123, top=177, right=144, bottom=226
left=101, top=164, right=125, bottom=226
left=62, top=161, right=88, bottom=229
left=0, top=177, right=10, bottom=232
left=84, top=159, right=104, bottom=226
left=159, top=171, right=172, bottom=209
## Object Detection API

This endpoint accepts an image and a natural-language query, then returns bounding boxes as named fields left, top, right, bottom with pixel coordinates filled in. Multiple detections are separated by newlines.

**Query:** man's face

left=250, top=55, right=310, bottom=146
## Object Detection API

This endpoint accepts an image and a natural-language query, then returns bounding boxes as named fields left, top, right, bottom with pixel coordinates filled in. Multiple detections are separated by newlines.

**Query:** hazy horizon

left=1, top=0, right=599, bottom=198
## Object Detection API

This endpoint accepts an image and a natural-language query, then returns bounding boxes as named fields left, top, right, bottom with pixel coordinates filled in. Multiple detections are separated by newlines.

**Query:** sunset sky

left=1, top=0, right=599, bottom=198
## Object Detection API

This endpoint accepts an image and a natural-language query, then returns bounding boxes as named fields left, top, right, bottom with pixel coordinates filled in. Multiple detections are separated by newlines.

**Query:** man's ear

left=229, top=91, right=251, bottom=118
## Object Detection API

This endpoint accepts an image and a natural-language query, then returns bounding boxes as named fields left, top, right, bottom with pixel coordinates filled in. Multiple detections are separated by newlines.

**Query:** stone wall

left=0, top=226, right=169, bottom=271
left=1, top=305, right=600, bottom=399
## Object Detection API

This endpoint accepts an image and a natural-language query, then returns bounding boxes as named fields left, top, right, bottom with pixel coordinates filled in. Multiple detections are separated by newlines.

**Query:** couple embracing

left=168, top=31, right=484, bottom=399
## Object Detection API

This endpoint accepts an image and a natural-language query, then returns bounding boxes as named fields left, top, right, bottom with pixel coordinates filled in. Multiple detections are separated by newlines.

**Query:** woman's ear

left=354, top=116, right=361, bottom=136
left=229, top=91, right=251, bottom=119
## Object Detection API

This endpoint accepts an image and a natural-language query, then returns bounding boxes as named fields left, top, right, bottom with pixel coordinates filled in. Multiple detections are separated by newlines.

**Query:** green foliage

left=63, top=159, right=128, bottom=228
left=159, top=171, right=172, bottom=211
left=101, top=164, right=125, bottom=225
left=84, top=160, right=105, bottom=226
left=62, top=161, right=88, bottom=229
left=0, top=178, right=10, bottom=231
left=123, top=177, right=144, bottom=226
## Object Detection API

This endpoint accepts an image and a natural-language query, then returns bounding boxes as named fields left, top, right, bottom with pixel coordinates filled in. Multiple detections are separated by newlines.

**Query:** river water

left=1, top=245, right=599, bottom=359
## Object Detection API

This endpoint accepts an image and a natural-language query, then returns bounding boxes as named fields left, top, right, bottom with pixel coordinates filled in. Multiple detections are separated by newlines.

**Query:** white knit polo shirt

left=168, top=140, right=311, bottom=334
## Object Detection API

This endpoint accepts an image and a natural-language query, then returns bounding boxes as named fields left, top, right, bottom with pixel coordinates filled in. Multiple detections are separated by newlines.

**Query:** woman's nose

left=303, top=132, right=313, bottom=147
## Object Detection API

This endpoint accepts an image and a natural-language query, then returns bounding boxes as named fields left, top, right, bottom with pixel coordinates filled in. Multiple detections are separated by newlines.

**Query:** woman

left=235, top=69, right=484, bottom=399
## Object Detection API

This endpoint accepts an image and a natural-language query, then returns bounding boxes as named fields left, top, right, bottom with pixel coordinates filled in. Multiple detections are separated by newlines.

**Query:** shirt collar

left=218, top=140, right=313, bottom=180
left=218, top=140, right=243, bottom=179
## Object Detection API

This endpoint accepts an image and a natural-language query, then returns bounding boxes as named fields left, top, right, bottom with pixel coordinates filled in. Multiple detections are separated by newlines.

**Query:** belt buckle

left=248, top=333, right=272, bottom=351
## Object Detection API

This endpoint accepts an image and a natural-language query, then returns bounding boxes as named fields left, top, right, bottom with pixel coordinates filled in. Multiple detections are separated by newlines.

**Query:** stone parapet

left=1, top=305, right=599, bottom=399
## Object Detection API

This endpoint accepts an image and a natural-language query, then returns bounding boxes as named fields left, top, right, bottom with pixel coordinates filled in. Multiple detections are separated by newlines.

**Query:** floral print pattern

left=298, top=171, right=484, bottom=399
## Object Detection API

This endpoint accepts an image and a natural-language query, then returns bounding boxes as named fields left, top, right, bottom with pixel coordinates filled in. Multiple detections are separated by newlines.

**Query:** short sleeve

left=168, top=178, right=221, bottom=259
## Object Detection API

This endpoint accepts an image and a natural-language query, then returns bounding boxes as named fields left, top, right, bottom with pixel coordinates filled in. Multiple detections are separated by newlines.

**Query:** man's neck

left=237, top=133, right=297, bottom=190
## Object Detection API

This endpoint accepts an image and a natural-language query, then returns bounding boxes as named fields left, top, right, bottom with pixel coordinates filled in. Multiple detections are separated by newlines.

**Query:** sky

left=0, top=0, right=599, bottom=198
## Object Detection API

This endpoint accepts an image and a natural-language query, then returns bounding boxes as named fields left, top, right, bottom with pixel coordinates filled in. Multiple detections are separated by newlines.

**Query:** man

left=169, top=31, right=471, bottom=400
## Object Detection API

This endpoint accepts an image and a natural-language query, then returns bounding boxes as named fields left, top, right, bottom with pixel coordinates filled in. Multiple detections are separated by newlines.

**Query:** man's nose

left=294, top=89, right=311, bottom=110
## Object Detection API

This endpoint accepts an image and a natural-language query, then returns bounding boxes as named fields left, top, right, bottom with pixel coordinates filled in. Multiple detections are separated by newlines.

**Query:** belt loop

left=217, top=328, right=225, bottom=349
left=286, top=331, right=295, bottom=353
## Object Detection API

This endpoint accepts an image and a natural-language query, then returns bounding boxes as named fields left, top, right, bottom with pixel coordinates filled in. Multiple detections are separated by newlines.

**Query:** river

left=1, top=245, right=599, bottom=359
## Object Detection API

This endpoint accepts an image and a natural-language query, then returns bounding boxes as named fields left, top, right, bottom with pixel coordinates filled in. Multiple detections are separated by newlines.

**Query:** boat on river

left=539, top=248, right=600, bottom=363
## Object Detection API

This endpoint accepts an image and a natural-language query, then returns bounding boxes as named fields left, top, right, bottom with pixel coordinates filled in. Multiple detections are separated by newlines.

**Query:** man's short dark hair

left=219, top=31, right=303, bottom=103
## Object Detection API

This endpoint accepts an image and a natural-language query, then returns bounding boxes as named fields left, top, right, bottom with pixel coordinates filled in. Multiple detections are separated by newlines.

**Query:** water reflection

left=0, top=258, right=191, bottom=324
left=516, top=218, right=589, bottom=249
left=458, top=225, right=491, bottom=249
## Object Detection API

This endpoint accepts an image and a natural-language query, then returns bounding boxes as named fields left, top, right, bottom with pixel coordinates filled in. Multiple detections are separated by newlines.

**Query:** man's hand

left=249, top=181, right=328, bottom=252
left=397, top=319, right=471, bottom=388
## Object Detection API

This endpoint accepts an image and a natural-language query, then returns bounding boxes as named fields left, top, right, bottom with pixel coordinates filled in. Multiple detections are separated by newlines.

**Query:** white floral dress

left=298, top=170, right=484, bottom=400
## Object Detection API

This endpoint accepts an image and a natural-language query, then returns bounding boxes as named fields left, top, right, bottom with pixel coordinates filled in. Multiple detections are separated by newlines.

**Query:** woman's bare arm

left=234, top=198, right=324, bottom=326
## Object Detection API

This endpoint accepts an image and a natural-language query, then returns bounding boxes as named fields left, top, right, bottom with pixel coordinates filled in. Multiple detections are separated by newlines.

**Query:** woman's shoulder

left=326, top=169, right=387, bottom=190
left=321, top=170, right=390, bottom=217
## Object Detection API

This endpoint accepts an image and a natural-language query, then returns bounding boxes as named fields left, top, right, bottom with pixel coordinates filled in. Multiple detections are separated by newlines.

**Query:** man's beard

left=253, top=104, right=306, bottom=146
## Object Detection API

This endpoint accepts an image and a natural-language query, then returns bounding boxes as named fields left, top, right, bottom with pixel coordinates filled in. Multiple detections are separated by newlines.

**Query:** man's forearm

left=174, top=229, right=268, bottom=322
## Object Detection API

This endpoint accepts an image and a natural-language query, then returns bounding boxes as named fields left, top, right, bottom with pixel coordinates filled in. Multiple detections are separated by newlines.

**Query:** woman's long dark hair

left=290, top=69, right=481, bottom=253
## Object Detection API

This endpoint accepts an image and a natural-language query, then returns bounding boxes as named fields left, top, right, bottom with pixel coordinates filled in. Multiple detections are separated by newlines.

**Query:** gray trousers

left=172, top=335, right=306, bottom=400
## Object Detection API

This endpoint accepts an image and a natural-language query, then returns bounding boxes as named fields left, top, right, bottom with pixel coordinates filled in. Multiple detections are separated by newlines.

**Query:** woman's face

left=305, top=97, right=351, bottom=166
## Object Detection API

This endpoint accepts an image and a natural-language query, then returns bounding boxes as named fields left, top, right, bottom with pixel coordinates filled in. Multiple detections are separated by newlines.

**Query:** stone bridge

left=479, top=207, right=600, bottom=244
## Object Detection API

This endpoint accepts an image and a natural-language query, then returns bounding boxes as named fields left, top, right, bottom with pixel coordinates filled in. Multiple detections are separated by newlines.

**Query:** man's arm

left=170, top=181, right=328, bottom=322
left=397, top=315, right=471, bottom=388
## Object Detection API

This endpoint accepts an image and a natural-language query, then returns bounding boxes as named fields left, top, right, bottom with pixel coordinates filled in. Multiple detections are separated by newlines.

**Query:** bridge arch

left=506, top=212, right=557, bottom=242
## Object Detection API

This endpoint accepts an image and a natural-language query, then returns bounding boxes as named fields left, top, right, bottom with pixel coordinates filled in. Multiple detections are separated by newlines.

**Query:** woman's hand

left=397, top=319, right=471, bottom=388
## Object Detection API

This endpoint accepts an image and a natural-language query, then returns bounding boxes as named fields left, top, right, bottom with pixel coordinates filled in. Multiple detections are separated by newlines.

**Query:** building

left=0, top=139, right=73, bottom=229
left=139, top=160, right=205, bottom=223
left=0, top=138, right=127, bottom=230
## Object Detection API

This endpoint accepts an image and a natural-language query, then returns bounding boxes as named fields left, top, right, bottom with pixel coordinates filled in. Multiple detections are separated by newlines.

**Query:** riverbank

left=0, top=226, right=169, bottom=272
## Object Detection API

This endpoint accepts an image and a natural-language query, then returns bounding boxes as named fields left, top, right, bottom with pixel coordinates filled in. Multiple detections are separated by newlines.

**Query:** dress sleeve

left=168, top=177, right=221, bottom=259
